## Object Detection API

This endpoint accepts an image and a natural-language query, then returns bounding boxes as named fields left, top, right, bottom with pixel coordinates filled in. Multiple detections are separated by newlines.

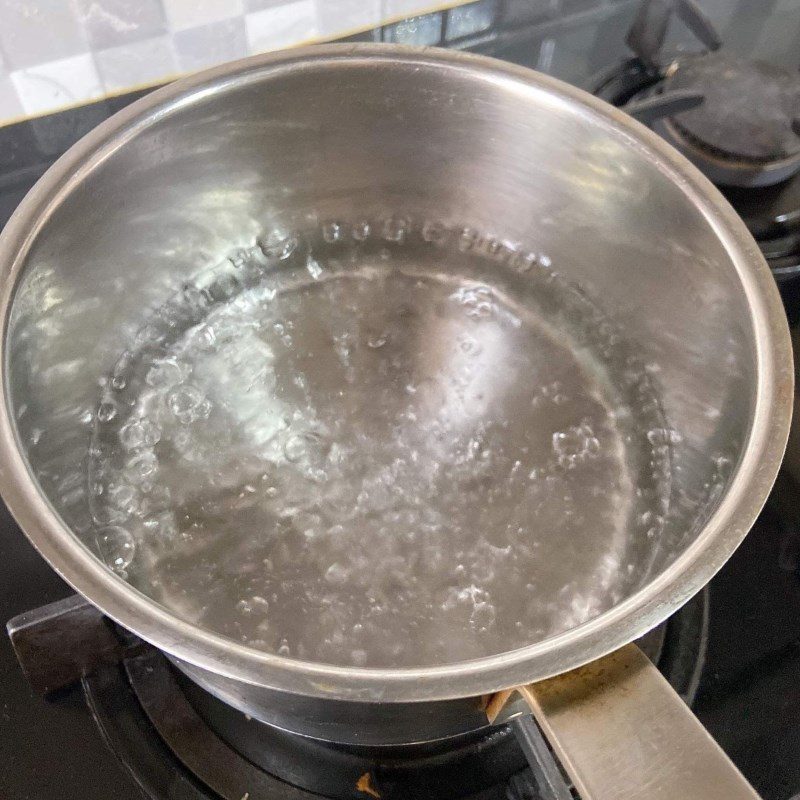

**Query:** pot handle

left=487, top=643, right=761, bottom=800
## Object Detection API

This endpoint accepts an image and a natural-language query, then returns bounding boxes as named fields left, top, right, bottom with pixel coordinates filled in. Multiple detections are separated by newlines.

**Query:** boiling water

left=87, top=220, right=674, bottom=667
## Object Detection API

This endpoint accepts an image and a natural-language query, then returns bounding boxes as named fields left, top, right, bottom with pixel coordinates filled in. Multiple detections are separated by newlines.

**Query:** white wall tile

left=245, top=0, right=318, bottom=53
left=174, top=18, right=248, bottom=72
left=0, top=74, right=24, bottom=120
left=72, top=0, right=167, bottom=50
left=315, top=0, right=380, bottom=38
left=0, top=0, right=89, bottom=69
left=95, top=36, right=177, bottom=91
left=244, top=0, right=290, bottom=11
left=10, top=53, right=102, bottom=115
left=163, top=0, right=244, bottom=32
left=0, top=0, right=477, bottom=123
left=382, top=0, right=442, bottom=20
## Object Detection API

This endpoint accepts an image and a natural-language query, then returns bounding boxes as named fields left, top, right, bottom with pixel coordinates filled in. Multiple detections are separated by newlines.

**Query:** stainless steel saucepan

left=0, top=45, right=792, bottom=799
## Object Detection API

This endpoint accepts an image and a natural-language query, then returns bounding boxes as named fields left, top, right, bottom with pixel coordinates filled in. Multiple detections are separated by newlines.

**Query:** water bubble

left=382, top=217, right=408, bottom=243
left=366, top=332, right=388, bottom=349
left=322, top=221, right=343, bottom=243
left=259, top=232, right=298, bottom=260
left=92, top=504, right=127, bottom=525
left=237, top=599, right=254, bottom=615
left=284, top=434, right=307, bottom=462
left=134, top=324, right=165, bottom=348
left=277, top=639, right=291, bottom=657
left=112, top=351, right=132, bottom=381
left=452, top=285, right=493, bottom=318
left=96, top=526, right=135, bottom=572
left=458, top=227, right=479, bottom=251
left=510, top=251, right=537, bottom=273
left=647, top=428, right=682, bottom=446
left=126, top=451, right=158, bottom=481
left=471, top=599, right=497, bottom=631
left=198, top=325, right=217, bottom=350
left=229, top=249, right=249, bottom=269
left=261, top=286, right=277, bottom=302
left=108, top=482, right=138, bottom=514
left=552, top=422, right=600, bottom=468
left=306, top=255, right=323, bottom=280
left=167, top=385, right=211, bottom=423
left=351, top=220, right=371, bottom=241
left=146, top=359, right=182, bottom=388
left=119, top=418, right=161, bottom=450
left=96, top=401, right=118, bottom=423
left=421, top=220, right=447, bottom=244
left=457, top=334, right=480, bottom=355
left=712, top=454, right=733, bottom=480
left=325, top=563, right=349, bottom=586
left=484, top=237, right=510, bottom=260
left=143, top=511, right=177, bottom=540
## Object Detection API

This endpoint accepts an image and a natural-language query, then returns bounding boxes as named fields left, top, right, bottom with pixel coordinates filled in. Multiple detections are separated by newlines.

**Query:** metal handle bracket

left=489, top=644, right=761, bottom=800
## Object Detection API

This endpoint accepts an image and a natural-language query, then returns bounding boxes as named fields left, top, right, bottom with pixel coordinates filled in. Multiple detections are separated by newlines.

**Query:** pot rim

left=0, top=43, right=793, bottom=703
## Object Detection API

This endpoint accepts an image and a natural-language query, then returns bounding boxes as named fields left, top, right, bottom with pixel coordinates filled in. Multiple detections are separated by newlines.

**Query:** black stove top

left=590, top=1, right=800, bottom=294
left=2, top=4, right=800, bottom=799
left=5, top=451, right=800, bottom=799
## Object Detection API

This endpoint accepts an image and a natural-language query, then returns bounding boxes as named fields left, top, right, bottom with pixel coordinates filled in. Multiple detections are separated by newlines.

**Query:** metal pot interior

left=0, top=46, right=790, bottom=698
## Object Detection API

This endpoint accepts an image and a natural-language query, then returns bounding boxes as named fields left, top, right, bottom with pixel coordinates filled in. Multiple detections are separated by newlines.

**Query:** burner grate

left=9, top=589, right=707, bottom=800
left=590, top=0, right=800, bottom=288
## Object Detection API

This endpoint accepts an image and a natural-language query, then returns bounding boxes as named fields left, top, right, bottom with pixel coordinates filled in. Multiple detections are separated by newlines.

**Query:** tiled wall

left=0, top=0, right=474, bottom=123
left=3, top=0, right=797, bottom=125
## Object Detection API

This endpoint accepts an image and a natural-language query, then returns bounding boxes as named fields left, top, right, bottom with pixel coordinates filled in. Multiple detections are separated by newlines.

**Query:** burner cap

left=665, top=52, right=800, bottom=163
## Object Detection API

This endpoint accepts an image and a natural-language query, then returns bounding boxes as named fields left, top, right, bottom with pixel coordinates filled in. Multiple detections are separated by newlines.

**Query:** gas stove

left=591, top=0, right=800, bottom=301
left=2, top=2, right=800, bottom=800
left=3, top=580, right=710, bottom=800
